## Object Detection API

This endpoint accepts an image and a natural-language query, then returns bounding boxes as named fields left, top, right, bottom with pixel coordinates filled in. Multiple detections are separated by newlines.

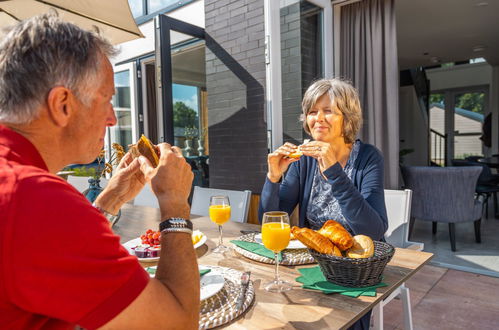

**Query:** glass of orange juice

left=209, top=195, right=231, bottom=253
left=261, top=211, right=292, bottom=292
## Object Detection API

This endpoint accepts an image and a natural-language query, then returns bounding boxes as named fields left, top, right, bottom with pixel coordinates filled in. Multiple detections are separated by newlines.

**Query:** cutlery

left=236, top=271, right=251, bottom=311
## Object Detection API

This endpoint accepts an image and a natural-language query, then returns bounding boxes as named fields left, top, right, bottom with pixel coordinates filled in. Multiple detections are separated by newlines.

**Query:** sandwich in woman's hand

left=129, top=135, right=160, bottom=167
left=287, top=139, right=310, bottom=159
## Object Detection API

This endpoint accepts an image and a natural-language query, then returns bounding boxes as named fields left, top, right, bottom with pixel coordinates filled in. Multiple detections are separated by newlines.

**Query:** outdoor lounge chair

left=401, top=166, right=482, bottom=251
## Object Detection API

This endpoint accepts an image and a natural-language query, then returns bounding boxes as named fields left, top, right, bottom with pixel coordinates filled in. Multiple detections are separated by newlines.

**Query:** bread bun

left=317, top=220, right=353, bottom=251
left=346, top=235, right=374, bottom=258
left=291, top=226, right=342, bottom=256
left=129, top=135, right=160, bottom=167
left=288, top=150, right=303, bottom=159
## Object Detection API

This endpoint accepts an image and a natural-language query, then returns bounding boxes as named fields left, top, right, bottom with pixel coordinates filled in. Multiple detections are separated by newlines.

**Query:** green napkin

left=296, top=266, right=387, bottom=297
left=230, top=240, right=282, bottom=261
left=199, top=269, right=211, bottom=277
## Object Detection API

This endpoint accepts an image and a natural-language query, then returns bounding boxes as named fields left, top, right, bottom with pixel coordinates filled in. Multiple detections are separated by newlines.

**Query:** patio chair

left=191, top=186, right=252, bottom=223
left=133, top=184, right=159, bottom=208
left=401, top=166, right=483, bottom=251
left=452, top=159, right=499, bottom=218
left=372, top=189, right=423, bottom=330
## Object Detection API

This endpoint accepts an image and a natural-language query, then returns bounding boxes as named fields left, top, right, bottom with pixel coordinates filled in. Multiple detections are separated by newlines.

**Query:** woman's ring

left=316, top=147, right=321, bottom=151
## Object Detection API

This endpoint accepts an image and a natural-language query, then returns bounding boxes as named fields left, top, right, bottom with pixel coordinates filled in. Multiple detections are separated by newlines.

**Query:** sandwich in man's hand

left=129, top=134, right=160, bottom=167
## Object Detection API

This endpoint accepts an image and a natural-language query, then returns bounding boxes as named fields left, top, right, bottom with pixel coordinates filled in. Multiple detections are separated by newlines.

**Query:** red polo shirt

left=0, top=125, right=149, bottom=329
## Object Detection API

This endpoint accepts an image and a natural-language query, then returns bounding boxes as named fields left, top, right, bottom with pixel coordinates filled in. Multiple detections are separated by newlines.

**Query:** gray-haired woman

left=259, top=78, right=388, bottom=329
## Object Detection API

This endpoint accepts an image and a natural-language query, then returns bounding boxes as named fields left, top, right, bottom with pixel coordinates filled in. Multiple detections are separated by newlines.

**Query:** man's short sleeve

left=3, top=174, right=149, bottom=328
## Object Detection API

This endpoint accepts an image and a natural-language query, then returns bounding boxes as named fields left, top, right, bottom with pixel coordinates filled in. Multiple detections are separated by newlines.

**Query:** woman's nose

left=316, top=110, right=325, bottom=121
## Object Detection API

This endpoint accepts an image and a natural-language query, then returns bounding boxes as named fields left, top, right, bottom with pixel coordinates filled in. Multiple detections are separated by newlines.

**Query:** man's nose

left=107, top=107, right=117, bottom=127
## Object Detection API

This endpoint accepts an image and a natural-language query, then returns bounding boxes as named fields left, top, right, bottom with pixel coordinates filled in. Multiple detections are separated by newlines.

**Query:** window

left=128, top=0, right=144, bottom=18
left=111, top=71, right=133, bottom=148
left=128, top=0, right=192, bottom=19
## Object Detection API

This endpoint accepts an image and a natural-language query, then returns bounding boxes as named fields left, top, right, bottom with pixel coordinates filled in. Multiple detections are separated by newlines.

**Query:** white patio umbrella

left=0, top=0, right=144, bottom=45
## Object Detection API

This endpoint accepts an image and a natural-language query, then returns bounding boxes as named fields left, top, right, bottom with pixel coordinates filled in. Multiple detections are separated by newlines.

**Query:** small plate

left=123, top=231, right=207, bottom=262
left=145, top=265, right=225, bottom=301
left=254, top=233, right=306, bottom=249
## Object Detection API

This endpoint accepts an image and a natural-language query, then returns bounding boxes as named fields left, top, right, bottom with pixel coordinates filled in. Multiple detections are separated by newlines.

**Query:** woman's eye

left=308, top=111, right=317, bottom=115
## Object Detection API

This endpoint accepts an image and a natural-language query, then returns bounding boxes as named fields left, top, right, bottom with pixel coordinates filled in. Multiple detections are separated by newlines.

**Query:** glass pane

left=173, top=83, right=200, bottom=151
left=429, top=93, right=445, bottom=165
left=128, top=0, right=144, bottom=18
left=453, top=92, right=484, bottom=158
left=111, top=71, right=133, bottom=148
left=280, top=0, right=323, bottom=145
left=148, top=0, right=179, bottom=13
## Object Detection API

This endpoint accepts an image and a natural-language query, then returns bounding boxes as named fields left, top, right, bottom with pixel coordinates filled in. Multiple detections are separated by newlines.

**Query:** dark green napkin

left=146, top=267, right=211, bottom=277
left=199, top=268, right=211, bottom=277
left=296, top=266, right=387, bottom=297
left=230, top=240, right=282, bottom=261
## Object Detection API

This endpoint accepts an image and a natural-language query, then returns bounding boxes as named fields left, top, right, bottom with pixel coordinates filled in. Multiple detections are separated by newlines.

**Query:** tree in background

left=430, top=93, right=485, bottom=114
left=173, top=101, right=199, bottom=129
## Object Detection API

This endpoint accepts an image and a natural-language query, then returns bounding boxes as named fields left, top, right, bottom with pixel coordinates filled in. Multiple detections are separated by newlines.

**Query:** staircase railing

left=430, top=129, right=446, bottom=166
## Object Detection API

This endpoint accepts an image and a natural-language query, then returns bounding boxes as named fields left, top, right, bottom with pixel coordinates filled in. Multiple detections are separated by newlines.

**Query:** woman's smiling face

left=306, top=94, right=344, bottom=144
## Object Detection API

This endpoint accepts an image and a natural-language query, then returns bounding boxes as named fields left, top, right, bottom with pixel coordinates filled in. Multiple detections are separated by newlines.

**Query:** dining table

left=113, top=203, right=433, bottom=330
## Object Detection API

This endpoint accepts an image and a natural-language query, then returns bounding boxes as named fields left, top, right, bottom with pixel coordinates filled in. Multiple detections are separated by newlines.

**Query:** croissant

left=346, top=235, right=374, bottom=258
left=317, top=220, right=353, bottom=251
left=291, top=226, right=342, bottom=256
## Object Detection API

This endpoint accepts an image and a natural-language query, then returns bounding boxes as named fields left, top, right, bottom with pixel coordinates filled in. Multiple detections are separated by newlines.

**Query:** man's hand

left=139, top=143, right=193, bottom=219
left=94, top=152, right=146, bottom=214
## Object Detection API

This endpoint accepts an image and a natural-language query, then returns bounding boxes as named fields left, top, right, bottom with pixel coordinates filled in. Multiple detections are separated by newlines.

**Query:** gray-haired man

left=0, top=13, right=199, bottom=329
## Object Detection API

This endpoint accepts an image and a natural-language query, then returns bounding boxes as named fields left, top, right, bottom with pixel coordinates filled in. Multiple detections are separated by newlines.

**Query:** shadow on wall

left=204, top=33, right=267, bottom=193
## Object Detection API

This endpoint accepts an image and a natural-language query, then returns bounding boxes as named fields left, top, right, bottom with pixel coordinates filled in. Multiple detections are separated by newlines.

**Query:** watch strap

left=159, top=217, right=193, bottom=234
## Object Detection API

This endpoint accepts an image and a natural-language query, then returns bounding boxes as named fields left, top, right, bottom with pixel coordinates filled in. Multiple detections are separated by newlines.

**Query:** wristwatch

left=92, top=203, right=120, bottom=226
left=159, top=218, right=193, bottom=235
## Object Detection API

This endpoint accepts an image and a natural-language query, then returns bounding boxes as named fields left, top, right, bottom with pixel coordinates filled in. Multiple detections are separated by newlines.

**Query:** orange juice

left=262, top=222, right=291, bottom=252
left=209, top=205, right=231, bottom=225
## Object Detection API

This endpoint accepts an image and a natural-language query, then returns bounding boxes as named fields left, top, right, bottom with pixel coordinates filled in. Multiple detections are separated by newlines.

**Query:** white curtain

left=339, top=0, right=399, bottom=189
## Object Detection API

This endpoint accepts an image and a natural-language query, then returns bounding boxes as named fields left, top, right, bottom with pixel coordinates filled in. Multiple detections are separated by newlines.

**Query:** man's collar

left=0, top=124, right=49, bottom=171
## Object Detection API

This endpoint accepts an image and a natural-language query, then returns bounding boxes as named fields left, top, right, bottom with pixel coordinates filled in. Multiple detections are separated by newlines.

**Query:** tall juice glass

left=261, top=211, right=292, bottom=292
left=209, top=195, right=231, bottom=253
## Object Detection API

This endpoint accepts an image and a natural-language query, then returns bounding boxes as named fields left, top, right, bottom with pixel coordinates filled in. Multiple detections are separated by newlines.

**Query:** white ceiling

left=396, top=0, right=499, bottom=69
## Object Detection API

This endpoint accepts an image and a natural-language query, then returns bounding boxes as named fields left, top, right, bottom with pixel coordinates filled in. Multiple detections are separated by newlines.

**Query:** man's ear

left=46, top=86, right=73, bottom=127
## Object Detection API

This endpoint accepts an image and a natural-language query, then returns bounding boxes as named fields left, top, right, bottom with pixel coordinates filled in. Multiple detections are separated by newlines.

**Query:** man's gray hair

left=301, top=78, right=363, bottom=144
left=0, top=13, right=117, bottom=124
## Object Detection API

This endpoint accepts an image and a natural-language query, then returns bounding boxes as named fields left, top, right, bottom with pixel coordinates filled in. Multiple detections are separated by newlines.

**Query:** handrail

left=430, top=129, right=446, bottom=166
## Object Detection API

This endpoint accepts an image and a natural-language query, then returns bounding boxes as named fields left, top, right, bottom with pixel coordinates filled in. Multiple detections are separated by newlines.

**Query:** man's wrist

left=159, top=218, right=193, bottom=235
left=159, top=199, right=190, bottom=219
left=93, top=193, right=121, bottom=215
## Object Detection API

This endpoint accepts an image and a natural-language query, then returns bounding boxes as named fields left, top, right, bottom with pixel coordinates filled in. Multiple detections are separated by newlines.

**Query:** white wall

left=111, top=0, right=205, bottom=65
left=426, top=63, right=492, bottom=91
left=399, top=86, right=428, bottom=166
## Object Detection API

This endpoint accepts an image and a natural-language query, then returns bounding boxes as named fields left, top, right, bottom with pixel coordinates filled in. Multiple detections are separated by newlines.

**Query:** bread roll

left=129, top=135, right=160, bottom=167
left=291, top=226, right=342, bottom=256
left=317, top=220, right=353, bottom=251
left=346, top=235, right=374, bottom=258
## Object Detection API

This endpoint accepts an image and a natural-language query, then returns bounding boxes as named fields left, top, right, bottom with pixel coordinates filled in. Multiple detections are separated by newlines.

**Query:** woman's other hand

left=300, top=141, right=338, bottom=172
left=267, top=142, right=300, bottom=183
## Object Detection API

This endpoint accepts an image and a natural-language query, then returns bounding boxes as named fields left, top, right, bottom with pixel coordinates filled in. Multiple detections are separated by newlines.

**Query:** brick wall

left=204, top=0, right=268, bottom=194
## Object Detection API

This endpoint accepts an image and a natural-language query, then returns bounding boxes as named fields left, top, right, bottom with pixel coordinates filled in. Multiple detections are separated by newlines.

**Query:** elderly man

left=0, top=14, right=199, bottom=329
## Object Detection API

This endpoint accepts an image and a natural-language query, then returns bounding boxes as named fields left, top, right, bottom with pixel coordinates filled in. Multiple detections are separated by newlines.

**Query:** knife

left=236, top=271, right=251, bottom=311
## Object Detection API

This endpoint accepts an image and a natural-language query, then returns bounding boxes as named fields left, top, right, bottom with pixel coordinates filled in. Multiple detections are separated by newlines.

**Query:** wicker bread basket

left=308, top=241, right=395, bottom=287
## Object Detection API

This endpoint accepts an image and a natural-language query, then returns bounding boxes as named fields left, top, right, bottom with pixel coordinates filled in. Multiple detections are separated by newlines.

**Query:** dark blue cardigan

left=259, top=141, right=388, bottom=240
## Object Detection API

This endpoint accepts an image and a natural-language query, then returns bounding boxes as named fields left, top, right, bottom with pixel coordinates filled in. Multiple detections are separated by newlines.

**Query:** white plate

left=254, top=233, right=307, bottom=249
left=123, top=231, right=207, bottom=262
left=144, top=265, right=225, bottom=301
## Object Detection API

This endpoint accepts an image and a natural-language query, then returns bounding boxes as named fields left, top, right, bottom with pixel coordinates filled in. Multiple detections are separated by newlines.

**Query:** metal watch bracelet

left=160, top=227, right=193, bottom=235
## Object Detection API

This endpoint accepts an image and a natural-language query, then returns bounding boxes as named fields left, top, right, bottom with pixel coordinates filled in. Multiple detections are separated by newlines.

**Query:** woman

left=259, top=78, right=387, bottom=329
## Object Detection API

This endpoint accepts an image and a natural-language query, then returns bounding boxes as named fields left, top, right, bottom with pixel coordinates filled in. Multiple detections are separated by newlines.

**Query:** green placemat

left=230, top=240, right=282, bottom=261
left=296, top=266, right=387, bottom=297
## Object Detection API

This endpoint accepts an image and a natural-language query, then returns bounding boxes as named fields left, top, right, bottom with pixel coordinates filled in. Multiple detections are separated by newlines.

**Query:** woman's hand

left=267, top=142, right=300, bottom=183
left=300, top=141, right=338, bottom=173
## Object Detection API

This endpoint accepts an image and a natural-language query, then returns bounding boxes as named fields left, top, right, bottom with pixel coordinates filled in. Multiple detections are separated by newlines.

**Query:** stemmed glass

left=209, top=195, right=231, bottom=253
left=261, top=211, right=293, bottom=292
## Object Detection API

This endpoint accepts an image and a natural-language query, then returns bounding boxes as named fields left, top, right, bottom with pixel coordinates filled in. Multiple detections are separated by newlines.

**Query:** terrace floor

left=381, top=202, right=499, bottom=329
left=381, top=264, right=499, bottom=329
